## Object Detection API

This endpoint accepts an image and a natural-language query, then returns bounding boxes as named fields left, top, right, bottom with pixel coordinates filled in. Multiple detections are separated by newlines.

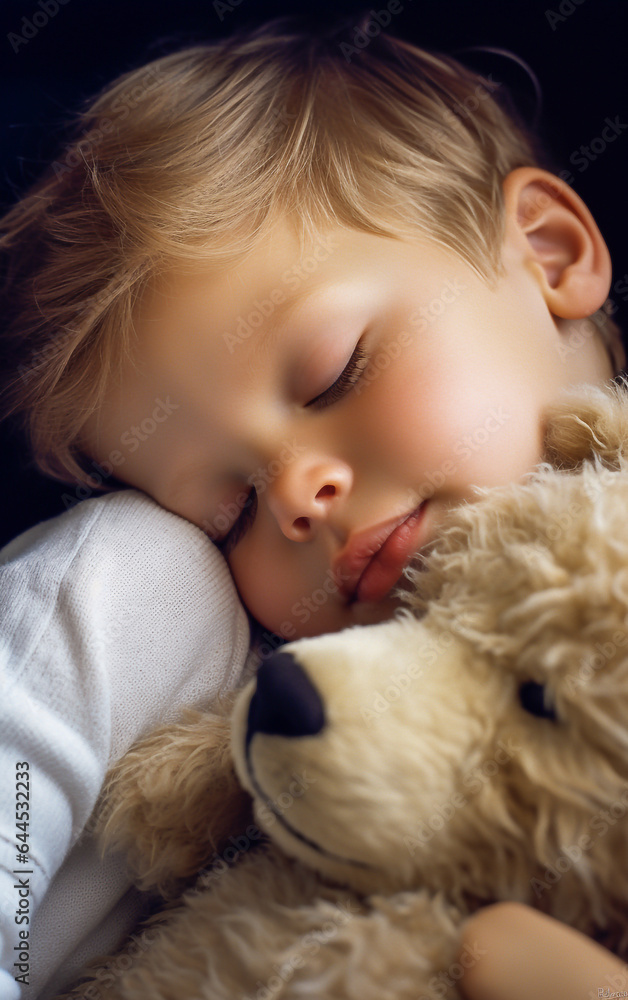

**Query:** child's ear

left=502, top=166, right=611, bottom=319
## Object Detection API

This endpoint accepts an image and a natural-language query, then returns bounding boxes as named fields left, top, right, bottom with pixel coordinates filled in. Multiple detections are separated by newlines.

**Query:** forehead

left=138, top=222, right=332, bottom=353
left=131, top=220, right=430, bottom=388
left=139, top=220, right=390, bottom=324
left=134, top=216, right=463, bottom=351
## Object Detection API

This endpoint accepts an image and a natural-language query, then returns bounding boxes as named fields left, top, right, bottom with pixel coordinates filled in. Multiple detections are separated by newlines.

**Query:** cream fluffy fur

left=66, top=381, right=628, bottom=1000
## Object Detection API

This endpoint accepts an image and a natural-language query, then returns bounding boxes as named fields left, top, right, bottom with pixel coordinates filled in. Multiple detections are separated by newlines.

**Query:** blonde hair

left=0, top=18, right=621, bottom=488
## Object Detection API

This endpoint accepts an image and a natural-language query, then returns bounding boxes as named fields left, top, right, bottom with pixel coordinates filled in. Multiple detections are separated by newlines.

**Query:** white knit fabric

left=0, top=490, right=250, bottom=999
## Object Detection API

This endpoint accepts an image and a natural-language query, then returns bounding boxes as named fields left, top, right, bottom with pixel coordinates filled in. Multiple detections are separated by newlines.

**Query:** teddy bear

left=66, top=380, right=628, bottom=1000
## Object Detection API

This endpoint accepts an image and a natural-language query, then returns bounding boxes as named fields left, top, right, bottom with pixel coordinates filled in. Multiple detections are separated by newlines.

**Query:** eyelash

left=216, top=343, right=368, bottom=555
left=305, top=343, right=368, bottom=410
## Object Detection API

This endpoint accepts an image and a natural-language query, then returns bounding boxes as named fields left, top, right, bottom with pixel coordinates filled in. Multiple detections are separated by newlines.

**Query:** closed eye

left=305, top=343, right=368, bottom=410
left=215, top=487, right=258, bottom=557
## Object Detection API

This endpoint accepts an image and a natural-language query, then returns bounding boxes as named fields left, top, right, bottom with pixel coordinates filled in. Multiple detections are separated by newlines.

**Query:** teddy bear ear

left=96, top=699, right=253, bottom=897
left=542, top=379, right=628, bottom=470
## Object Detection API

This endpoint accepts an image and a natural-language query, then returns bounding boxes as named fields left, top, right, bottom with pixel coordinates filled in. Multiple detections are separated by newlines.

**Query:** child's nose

left=266, top=455, right=353, bottom=542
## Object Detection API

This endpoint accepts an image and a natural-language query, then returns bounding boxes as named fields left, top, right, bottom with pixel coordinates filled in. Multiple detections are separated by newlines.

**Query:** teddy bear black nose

left=246, top=651, right=326, bottom=744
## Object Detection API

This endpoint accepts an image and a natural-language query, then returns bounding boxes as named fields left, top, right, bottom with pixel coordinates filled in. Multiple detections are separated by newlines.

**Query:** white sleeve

left=0, top=490, right=250, bottom=999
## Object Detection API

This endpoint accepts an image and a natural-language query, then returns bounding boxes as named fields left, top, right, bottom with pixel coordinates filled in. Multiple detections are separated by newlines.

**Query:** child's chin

left=269, top=590, right=406, bottom=642
left=349, top=590, right=406, bottom=628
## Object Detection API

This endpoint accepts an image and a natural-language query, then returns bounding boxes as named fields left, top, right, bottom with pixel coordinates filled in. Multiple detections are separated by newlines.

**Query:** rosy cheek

left=352, top=363, right=447, bottom=468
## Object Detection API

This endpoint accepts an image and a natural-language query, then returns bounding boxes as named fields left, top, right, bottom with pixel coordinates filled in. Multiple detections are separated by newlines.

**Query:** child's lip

left=332, top=502, right=429, bottom=604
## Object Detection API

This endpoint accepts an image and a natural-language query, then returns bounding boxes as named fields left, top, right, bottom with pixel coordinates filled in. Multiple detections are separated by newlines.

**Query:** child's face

left=82, top=213, right=611, bottom=639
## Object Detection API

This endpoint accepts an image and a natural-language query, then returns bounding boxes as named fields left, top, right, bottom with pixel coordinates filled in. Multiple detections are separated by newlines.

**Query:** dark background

left=0, top=0, right=626, bottom=549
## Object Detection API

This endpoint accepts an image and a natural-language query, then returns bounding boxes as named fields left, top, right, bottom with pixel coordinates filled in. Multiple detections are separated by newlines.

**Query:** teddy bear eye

left=518, top=681, right=557, bottom=721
